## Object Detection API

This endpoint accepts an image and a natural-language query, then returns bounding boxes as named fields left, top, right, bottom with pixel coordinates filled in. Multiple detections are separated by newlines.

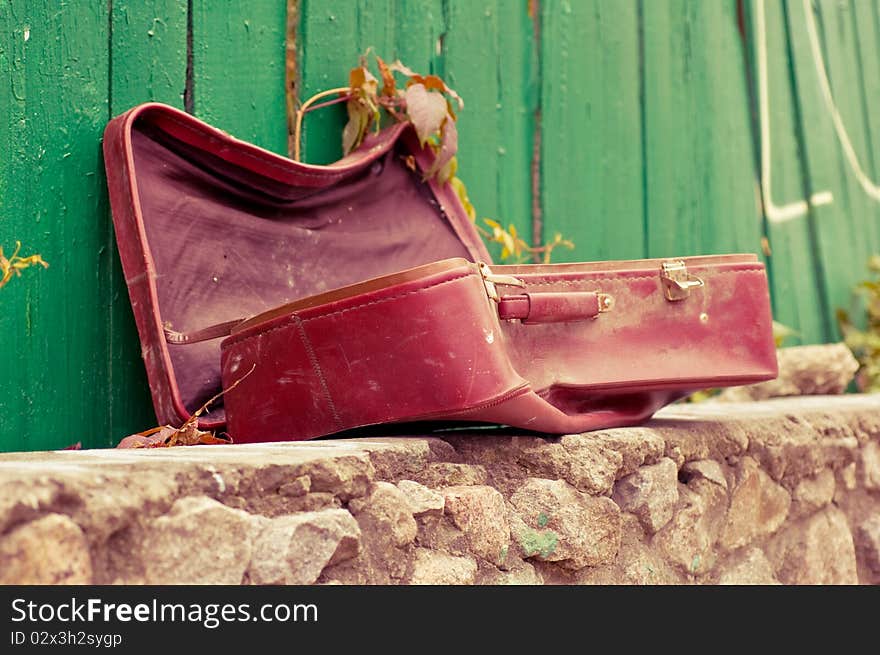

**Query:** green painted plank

left=642, top=0, right=764, bottom=260
left=0, top=1, right=110, bottom=451
left=297, top=0, right=359, bottom=164
left=494, top=0, right=537, bottom=251
left=111, top=0, right=188, bottom=112
left=786, top=0, right=876, bottom=338
left=192, top=0, right=288, bottom=154
left=744, top=0, right=827, bottom=343
left=817, top=0, right=880, bottom=259
left=296, top=0, right=526, bottom=257
left=442, top=1, right=504, bottom=241
left=852, top=0, right=880, bottom=166
left=540, top=0, right=643, bottom=263
left=392, top=0, right=444, bottom=73
left=106, top=1, right=190, bottom=440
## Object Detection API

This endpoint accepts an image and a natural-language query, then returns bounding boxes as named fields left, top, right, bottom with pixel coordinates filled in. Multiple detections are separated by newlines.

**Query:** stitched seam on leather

left=520, top=267, right=765, bottom=286
left=400, top=384, right=532, bottom=421
left=225, top=272, right=475, bottom=349
left=300, top=273, right=473, bottom=322
left=294, top=315, right=343, bottom=431
left=156, top=113, right=379, bottom=182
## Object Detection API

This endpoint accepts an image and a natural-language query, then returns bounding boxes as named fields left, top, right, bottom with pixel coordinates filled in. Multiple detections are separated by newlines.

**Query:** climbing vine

left=294, top=53, right=574, bottom=264
left=0, top=241, right=48, bottom=290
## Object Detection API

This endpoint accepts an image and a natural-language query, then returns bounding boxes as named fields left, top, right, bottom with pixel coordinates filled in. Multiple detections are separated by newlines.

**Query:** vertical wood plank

left=106, top=0, right=189, bottom=440
left=111, top=0, right=188, bottom=110
left=494, top=0, right=537, bottom=246
left=540, top=0, right=644, bottom=262
left=642, top=0, right=764, bottom=259
left=296, top=0, right=359, bottom=164
left=0, top=1, right=110, bottom=450
left=816, top=0, right=880, bottom=259
left=442, top=1, right=502, bottom=236
left=785, top=0, right=876, bottom=336
left=392, top=0, right=444, bottom=73
left=191, top=0, right=288, bottom=154
left=744, top=0, right=828, bottom=343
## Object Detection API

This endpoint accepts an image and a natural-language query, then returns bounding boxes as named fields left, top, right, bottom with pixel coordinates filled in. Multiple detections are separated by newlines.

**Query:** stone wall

left=1, top=395, right=878, bottom=585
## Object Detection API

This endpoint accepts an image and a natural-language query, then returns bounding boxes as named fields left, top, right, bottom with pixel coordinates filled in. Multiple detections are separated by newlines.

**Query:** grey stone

left=396, top=480, right=444, bottom=518
left=509, top=478, right=621, bottom=570
left=247, top=509, right=360, bottom=585
left=767, top=506, right=858, bottom=585
left=855, top=515, right=880, bottom=577
left=349, top=482, right=417, bottom=548
left=144, top=496, right=263, bottom=585
left=791, top=469, right=835, bottom=518
left=278, top=475, right=310, bottom=497
left=443, top=486, right=510, bottom=565
left=653, top=477, right=728, bottom=576
left=412, top=463, right=488, bottom=488
left=861, top=441, right=880, bottom=491
left=719, top=457, right=791, bottom=550
left=612, top=458, right=679, bottom=534
left=717, top=343, right=858, bottom=400
left=408, top=549, right=477, bottom=585
left=0, top=514, right=92, bottom=584
left=680, top=459, right=729, bottom=490
left=715, top=548, right=780, bottom=585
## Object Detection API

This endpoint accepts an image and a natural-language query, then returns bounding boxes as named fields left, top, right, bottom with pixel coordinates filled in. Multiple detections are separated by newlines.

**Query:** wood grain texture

left=785, top=0, right=875, bottom=338
left=744, top=0, right=828, bottom=343
left=540, top=0, right=643, bottom=262
left=106, top=0, right=190, bottom=441
left=642, top=0, right=764, bottom=260
left=191, top=0, right=288, bottom=153
left=0, top=1, right=110, bottom=450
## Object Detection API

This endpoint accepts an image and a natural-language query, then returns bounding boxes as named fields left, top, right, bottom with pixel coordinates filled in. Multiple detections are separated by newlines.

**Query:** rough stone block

left=714, top=548, right=780, bottom=585
left=349, top=482, right=417, bottom=548
left=143, top=496, right=263, bottom=585
left=247, top=509, right=360, bottom=585
left=791, top=469, right=835, bottom=518
left=612, top=457, right=679, bottom=534
left=719, top=457, right=791, bottom=550
left=509, top=478, right=621, bottom=570
left=0, top=514, right=92, bottom=584
left=408, top=549, right=477, bottom=585
left=396, top=480, right=445, bottom=518
left=653, top=477, right=728, bottom=576
left=767, top=506, right=858, bottom=585
left=855, top=515, right=880, bottom=577
left=443, top=486, right=510, bottom=565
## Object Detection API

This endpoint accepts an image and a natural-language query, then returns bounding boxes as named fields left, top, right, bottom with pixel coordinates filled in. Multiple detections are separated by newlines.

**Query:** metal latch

left=478, top=262, right=526, bottom=301
left=660, top=260, right=704, bottom=301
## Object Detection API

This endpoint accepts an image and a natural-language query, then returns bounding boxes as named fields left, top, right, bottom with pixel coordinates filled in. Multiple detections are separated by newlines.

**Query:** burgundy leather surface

left=497, top=292, right=601, bottom=323
left=219, top=255, right=777, bottom=442
left=104, top=103, right=778, bottom=441
left=103, top=104, right=489, bottom=428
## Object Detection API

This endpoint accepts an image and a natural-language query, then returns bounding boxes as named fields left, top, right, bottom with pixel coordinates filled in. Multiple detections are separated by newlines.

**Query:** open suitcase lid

left=103, top=103, right=491, bottom=430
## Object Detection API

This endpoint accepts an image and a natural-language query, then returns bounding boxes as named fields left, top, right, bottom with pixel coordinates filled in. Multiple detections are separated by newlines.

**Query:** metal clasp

left=660, top=260, right=704, bottom=301
left=478, top=262, right=526, bottom=302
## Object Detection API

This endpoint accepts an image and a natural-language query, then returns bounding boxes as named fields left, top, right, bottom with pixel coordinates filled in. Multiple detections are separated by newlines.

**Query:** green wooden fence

left=1, top=0, right=878, bottom=451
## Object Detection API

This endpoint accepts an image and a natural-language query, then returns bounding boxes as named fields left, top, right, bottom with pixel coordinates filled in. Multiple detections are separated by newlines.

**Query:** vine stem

left=293, top=87, right=352, bottom=162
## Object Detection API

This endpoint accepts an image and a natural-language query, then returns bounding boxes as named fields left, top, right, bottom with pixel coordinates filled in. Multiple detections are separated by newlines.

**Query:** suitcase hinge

left=478, top=262, right=526, bottom=302
left=660, top=260, right=704, bottom=301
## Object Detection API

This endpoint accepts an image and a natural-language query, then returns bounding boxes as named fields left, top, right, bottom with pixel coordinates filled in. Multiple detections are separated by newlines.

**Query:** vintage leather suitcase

left=103, top=103, right=778, bottom=443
